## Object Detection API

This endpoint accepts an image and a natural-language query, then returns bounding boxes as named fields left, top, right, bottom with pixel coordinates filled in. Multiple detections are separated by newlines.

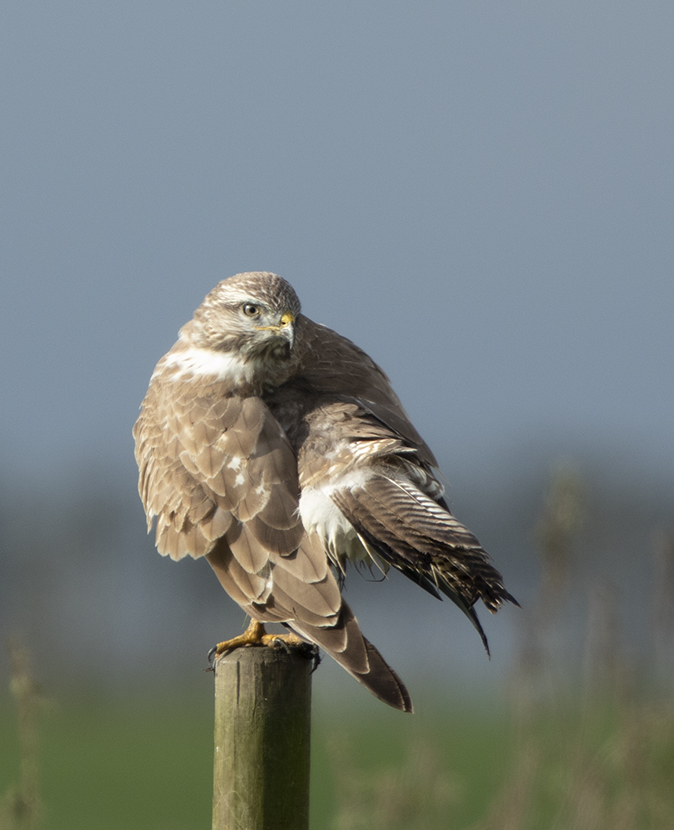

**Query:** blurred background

left=1, top=2, right=673, bottom=828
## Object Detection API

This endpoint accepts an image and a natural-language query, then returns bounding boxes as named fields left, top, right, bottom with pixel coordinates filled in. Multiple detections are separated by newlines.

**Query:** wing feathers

left=220, top=540, right=270, bottom=602
left=332, top=472, right=516, bottom=653
left=276, top=539, right=329, bottom=584
left=136, top=388, right=303, bottom=563
left=254, top=484, right=299, bottom=530
left=206, top=542, right=259, bottom=608
left=247, top=515, right=303, bottom=554
left=226, top=523, right=270, bottom=575
left=199, top=506, right=233, bottom=542
left=272, top=567, right=341, bottom=619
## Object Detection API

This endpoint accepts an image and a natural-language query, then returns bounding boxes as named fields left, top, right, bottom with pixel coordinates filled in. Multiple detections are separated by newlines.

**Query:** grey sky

left=1, top=1, right=672, bottom=489
left=1, top=3, right=673, bottom=701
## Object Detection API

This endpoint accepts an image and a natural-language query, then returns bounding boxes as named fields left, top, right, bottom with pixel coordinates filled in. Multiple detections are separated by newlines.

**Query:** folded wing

left=134, top=378, right=412, bottom=711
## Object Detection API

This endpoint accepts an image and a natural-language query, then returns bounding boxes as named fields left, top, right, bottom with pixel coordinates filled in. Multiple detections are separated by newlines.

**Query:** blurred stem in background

left=527, top=462, right=584, bottom=673
left=510, top=461, right=585, bottom=725
left=1, top=638, right=43, bottom=830
left=652, top=530, right=674, bottom=681
left=477, top=464, right=674, bottom=830
left=478, top=462, right=585, bottom=830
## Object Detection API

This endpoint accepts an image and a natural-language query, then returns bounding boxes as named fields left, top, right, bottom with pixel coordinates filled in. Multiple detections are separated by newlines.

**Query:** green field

left=3, top=682, right=673, bottom=830
left=0, top=690, right=507, bottom=830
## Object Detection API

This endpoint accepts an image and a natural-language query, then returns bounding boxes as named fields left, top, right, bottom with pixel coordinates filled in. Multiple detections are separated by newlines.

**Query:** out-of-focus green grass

left=311, top=696, right=513, bottom=829
left=8, top=686, right=673, bottom=830
left=0, top=689, right=511, bottom=830
left=2, top=687, right=674, bottom=829
left=0, top=693, right=215, bottom=830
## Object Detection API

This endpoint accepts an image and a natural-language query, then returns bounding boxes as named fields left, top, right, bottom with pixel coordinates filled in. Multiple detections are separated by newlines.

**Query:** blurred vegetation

left=1, top=461, right=674, bottom=828
left=1, top=640, right=43, bottom=830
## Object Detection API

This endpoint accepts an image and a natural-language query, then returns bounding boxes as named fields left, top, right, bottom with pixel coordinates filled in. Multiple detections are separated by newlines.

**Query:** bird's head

left=190, top=272, right=301, bottom=359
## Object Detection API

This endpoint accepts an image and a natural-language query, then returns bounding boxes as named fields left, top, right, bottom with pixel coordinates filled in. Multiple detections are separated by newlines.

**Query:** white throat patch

left=157, top=346, right=255, bottom=384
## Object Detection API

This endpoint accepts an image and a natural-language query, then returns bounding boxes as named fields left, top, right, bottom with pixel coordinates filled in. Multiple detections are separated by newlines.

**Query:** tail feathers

left=290, top=602, right=413, bottom=713
left=358, top=637, right=413, bottom=713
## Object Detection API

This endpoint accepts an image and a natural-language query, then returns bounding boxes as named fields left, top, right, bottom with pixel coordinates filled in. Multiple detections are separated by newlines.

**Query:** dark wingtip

left=505, top=590, right=521, bottom=608
left=437, top=581, right=492, bottom=656
left=467, top=605, right=491, bottom=657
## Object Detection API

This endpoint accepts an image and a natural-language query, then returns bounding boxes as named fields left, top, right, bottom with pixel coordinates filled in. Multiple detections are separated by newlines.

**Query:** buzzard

left=134, top=272, right=516, bottom=711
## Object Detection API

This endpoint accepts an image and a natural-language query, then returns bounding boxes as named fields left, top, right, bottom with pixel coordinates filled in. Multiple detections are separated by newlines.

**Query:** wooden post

left=212, top=645, right=313, bottom=830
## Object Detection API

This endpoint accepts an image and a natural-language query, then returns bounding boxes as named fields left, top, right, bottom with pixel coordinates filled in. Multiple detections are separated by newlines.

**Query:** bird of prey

left=134, top=272, right=516, bottom=712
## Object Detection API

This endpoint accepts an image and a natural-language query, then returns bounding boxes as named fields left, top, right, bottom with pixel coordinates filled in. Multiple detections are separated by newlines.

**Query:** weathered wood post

left=212, top=645, right=314, bottom=830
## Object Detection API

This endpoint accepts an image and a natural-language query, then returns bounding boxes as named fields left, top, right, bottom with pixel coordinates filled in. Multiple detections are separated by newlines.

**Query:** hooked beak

left=254, top=311, right=295, bottom=348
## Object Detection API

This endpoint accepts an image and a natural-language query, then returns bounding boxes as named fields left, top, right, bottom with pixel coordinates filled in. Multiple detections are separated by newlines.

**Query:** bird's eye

left=242, top=303, right=260, bottom=317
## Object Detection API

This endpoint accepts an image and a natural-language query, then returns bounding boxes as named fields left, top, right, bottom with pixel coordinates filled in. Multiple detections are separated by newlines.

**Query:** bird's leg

left=212, top=619, right=267, bottom=654
left=212, top=619, right=307, bottom=657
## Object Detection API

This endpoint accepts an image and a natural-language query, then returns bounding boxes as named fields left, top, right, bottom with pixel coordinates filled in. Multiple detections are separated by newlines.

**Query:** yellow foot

left=212, top=620, right=307, bottom=657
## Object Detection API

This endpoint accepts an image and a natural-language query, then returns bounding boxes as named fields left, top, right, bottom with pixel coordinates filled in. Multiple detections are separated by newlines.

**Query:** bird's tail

left=289, top=602, right=413, bottom=713
left=206, top=539, right=412, bottom=711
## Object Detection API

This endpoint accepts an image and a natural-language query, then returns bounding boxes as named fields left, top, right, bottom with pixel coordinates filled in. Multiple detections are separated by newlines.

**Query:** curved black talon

left=207, top=645, right=221, bottom=671
left=271, top=636, right=292, bottom=654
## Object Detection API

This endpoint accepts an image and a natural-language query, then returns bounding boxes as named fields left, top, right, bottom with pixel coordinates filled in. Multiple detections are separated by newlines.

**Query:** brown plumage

left=133, top=271, right=516, bottom=712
